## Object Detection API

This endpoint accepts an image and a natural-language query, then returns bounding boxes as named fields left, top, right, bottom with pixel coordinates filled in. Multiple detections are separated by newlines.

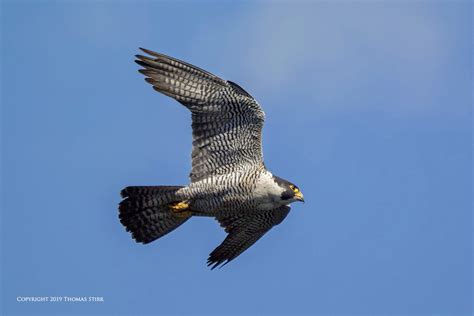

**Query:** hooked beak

left=295, top=191, right=305, bottom=203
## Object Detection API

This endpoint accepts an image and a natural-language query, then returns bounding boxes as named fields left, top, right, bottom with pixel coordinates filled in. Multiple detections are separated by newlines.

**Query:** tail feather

left=119, top=186, right=190, bottom=244
left=120, top=185, right=183, bottom=198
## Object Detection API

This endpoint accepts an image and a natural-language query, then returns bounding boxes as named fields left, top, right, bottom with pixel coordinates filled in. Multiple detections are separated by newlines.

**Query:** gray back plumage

left=135, top=48, right=266, bottom=182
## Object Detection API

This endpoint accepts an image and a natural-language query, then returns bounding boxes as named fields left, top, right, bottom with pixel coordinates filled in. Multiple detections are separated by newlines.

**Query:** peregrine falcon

left=119, top=48, right=304, bottom=269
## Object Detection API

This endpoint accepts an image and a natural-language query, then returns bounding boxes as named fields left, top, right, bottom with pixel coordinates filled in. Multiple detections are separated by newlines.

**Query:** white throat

left=254, top=171, right=285, bottom=210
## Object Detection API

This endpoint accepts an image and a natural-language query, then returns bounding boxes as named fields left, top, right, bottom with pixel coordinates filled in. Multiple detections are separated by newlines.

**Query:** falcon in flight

left=119, top=48, right=304, bottom=269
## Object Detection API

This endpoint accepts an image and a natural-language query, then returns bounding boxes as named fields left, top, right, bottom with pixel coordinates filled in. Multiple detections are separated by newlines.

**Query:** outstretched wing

left=209, top=206, right=291, bottom=269
left=135, top=48, right=265, bottom=182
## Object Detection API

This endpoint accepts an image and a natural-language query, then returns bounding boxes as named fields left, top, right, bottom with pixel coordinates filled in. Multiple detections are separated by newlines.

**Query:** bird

left=119, top=48, right=304, bottom=269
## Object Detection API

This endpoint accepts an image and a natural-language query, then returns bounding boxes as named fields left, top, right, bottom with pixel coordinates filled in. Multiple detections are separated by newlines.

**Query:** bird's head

left=273, top=176, right=304, bottom=204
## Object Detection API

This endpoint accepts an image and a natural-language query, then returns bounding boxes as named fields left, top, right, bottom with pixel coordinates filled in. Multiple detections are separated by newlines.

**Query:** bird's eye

left=290, top=185, right=299, bottom=193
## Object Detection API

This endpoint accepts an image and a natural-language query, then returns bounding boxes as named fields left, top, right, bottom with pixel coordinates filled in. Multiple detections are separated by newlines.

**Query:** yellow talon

left=169, top=201, right=189, bottom=211
left=169, top=201, right=192, bottom=218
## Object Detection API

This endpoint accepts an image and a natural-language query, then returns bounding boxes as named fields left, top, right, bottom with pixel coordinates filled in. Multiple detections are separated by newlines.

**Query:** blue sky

left=1, top=1, right=472, bottom=315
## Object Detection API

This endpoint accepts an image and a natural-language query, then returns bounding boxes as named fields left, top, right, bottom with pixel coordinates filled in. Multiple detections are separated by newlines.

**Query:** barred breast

left=177, top=167, right=256, bottom=215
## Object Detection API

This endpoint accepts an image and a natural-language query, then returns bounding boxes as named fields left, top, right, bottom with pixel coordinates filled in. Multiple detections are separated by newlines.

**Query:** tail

left=119, top=186, right=191, bottom=244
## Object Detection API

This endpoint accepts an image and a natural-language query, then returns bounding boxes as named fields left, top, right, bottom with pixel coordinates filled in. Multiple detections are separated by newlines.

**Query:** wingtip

left=207, top=258, right=219, bottom=270
left=139, top=47, right=160, bottom=57
left=134, top=59, right=148, bottom=68
left=207, top=257, right=231, bottom=270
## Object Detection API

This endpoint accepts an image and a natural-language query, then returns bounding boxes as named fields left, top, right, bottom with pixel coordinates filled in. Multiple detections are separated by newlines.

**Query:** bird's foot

left=169, top=201, right=192, bottom=218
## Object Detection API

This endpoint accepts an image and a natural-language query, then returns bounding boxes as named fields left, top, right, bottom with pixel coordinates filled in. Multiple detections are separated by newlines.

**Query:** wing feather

left=208, top=206, right=291, bottom=269
left=135, top=48, right=265, bottom=182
